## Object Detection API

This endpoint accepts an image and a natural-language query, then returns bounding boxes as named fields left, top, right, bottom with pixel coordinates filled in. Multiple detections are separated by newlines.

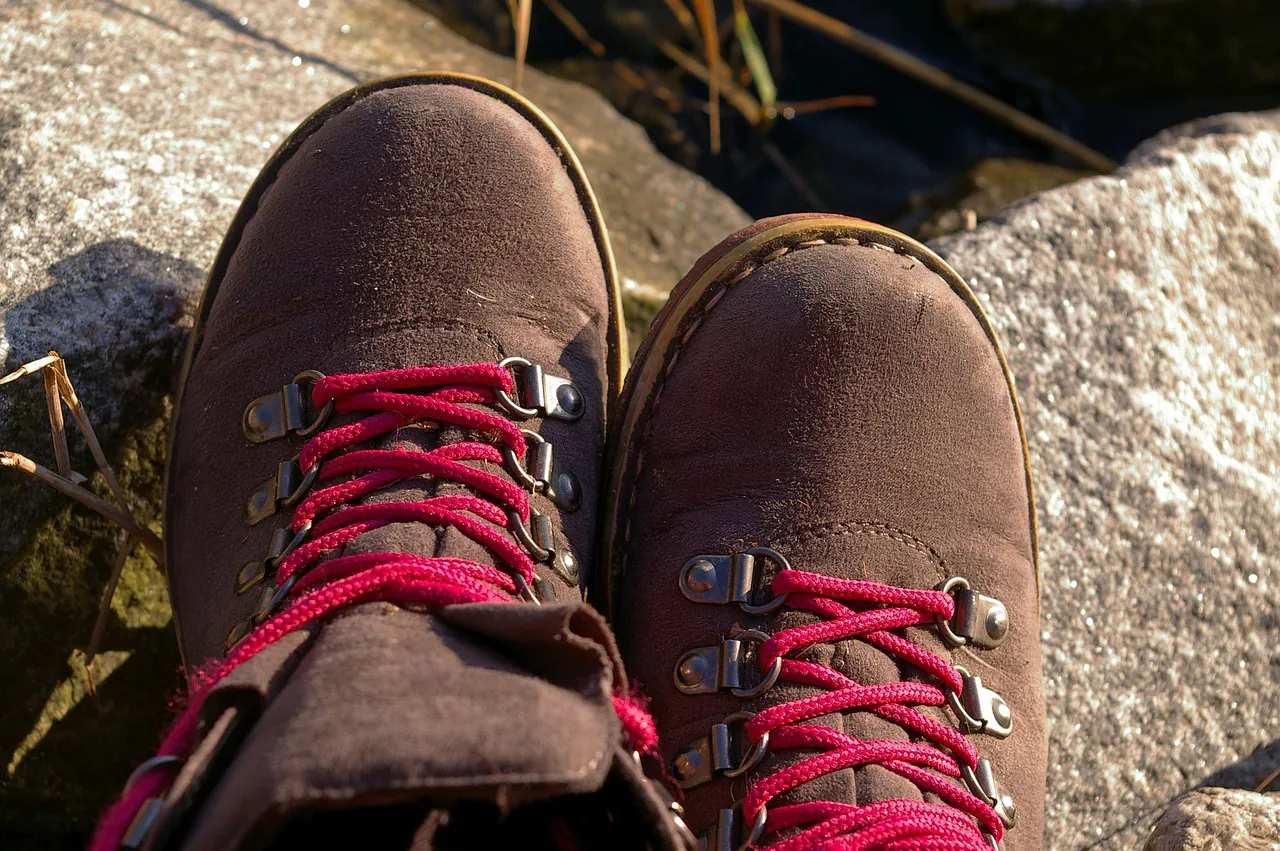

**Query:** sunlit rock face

left=932, top=110, right=1280, bottom=850
left=1146, top=788, right=1280, bottom=851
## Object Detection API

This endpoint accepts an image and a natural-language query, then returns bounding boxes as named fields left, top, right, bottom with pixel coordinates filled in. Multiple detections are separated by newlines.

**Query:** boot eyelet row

left=235, top=360, right=584, bottom=610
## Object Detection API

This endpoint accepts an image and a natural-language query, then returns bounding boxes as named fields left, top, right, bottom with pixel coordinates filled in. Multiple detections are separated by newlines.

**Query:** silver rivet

left=992, top=695, right=1012, bottom=727
left=999, top=793, right=1017, bottom=826
left=673, top=748, right=703, bottom=780
left=684, top=559, right=717, bottom=593
left=677, top=653, right=711, bottom=689
left=986, top=604, right=1009, bottom=640
left=556, top=383, right=584, bottom=417
left=554, top=471, right=581, bottom=512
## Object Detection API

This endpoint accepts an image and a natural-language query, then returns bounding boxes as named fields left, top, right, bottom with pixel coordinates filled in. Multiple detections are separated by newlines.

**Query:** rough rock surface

left=1145, top=788, right=1280, bottom=851
left=932, top=111, right=1280, bottom=848
left=0, top=0, right=746, bottom=846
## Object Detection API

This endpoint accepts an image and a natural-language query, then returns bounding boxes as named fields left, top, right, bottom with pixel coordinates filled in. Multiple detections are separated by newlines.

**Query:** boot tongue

left=757, top=528, right=957, bottom=810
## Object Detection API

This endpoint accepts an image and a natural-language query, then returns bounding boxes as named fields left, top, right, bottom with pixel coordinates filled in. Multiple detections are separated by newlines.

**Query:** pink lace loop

left=734, top=568, right=1002, bottom=849
left=90, top=363, right=656, bottom=851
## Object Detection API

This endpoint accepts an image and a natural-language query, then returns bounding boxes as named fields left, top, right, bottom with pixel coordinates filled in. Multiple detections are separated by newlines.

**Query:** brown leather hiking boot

left=602, top=215, right=1046, bottom=850
left=93, top=73, right=683, bottom=851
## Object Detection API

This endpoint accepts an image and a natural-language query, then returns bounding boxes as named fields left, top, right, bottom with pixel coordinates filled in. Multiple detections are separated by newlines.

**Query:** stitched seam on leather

left=622, top=238, right=928, bottom=569
left=769, top=521, right=948, bottom=586
left=771, top=521, right=946, bottom=567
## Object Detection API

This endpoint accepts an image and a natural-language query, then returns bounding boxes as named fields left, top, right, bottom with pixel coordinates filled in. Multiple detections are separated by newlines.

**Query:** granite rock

left=931, top=111, right=1280, bottom=848
left=1146, top=788, right=1280, bottom=851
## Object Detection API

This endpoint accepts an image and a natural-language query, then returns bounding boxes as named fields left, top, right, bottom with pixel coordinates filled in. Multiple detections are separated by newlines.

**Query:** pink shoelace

left=736, top=570, right=1003, bottom=850
left=91, top=363, right=656, bottom=851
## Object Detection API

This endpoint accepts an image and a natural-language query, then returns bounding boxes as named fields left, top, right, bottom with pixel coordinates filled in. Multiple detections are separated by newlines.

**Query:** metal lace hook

left=502, top=428, right=546, bottom=491
left=495, top=357, right=541, bottom=419
left=122, top=755, right=184, bottom=795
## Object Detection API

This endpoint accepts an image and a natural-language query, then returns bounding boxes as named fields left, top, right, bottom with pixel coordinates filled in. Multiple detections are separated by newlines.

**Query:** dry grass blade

left=0, top=451, right=162, bottom=558
left=85, top=533, right=136, bottom=700
left=512, top=0, right=533, bottom=91
left=747, top=0, right=1117, bottom=172
left=691, top=0, right=721, bottom=153
left=541, top=0, right=606, bottom=57
left=661, top=0, right=700, bottom=42
left=771, top=94, right=876, bottom=118
left=1256, top=762, right=1280, bottom=793
left=42, top=368, right=72, bottom=478
left=0, top=352, right=163, bottom=562
left=658, top=40, right=762, bottom=125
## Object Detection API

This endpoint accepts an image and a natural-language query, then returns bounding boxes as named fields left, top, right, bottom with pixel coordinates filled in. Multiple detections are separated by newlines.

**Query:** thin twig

left=0, top=354, right=61, bottom=385
left=773, top=94, right=876, bottom=117
left=747, top=0, right=1116, bottom=172
left=763, top=141, right=829, bottom=210
left=1255, top=762, right=1280, bottom=793
left=512, top=0, right=532, bottom=91
left=86, top=533, right=135, bottom=701
left=0, top=451, right=162, bottom=559
left=691, top=0, right=721, bottom=153
left=540, top=0, right=605, bottom=57
left=658, top=40, right=762, bottom=125
left=661, top=0, right=700, bottom=42
left=48, top=357, right=130, bottom=514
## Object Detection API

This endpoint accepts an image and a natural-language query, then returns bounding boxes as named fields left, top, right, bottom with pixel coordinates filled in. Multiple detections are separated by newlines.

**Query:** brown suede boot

left=94, top=73, right=683, bottom=851
left=602, top=215, right=1046, bottom=850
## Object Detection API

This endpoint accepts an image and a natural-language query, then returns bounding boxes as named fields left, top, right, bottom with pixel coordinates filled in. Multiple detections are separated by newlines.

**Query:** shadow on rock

left=0, top=240, right=198, bottom=848
left=1199, top=739, right=1280, bottom=792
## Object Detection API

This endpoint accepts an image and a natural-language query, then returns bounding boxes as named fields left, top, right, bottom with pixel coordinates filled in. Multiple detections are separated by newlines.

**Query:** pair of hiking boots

left=94, top=73, right=1045, bottom=851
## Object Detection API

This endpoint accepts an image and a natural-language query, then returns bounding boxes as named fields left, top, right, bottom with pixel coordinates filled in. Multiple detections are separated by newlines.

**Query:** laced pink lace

left=91, top=363, right=656, bottom=851
left=737, top=569, right=1003, bottom=850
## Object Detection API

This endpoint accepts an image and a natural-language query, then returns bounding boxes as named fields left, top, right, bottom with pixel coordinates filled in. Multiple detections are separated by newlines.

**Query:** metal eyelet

left=495, top=357, right=585, bottom=422
left=673, top=629, right=782, bottom=698
left=242, top=370, right=334, bottom=443
left=680, top=546, right=791, bottom=614
left=245, top=457, right=320, bottom=525
left=503, top=429, right=546, bottom=491
left=671, top=711, right=770, bottom=789
left=507, top=508, right=553, bottom=562
left=937, top=576, right=1009, bottom=649
left=961, top=757, right=1017, bottom=828
left=513, top=573, right=542, bottom=605
left=946, top=665, right=1013, bottom=738
left=701, top=803, right=767, bottom=851
left=122, top=755, right=184, bottom=795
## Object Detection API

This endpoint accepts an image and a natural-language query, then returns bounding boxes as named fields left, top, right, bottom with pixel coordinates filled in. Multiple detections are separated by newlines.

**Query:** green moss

left=0, top=413, right=179, bottom=850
